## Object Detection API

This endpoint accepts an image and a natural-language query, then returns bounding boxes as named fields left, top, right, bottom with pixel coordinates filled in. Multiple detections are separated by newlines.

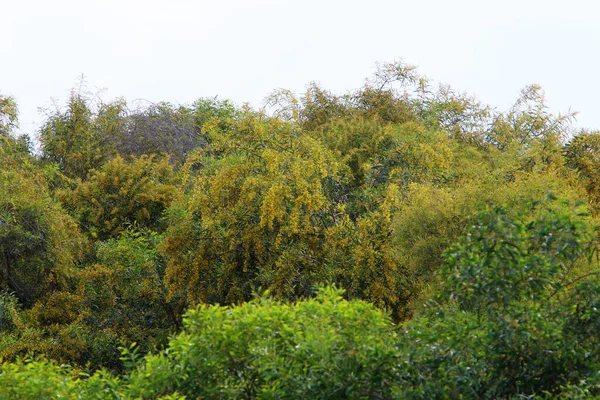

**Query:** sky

left=2, top=0, right=599, bottom=137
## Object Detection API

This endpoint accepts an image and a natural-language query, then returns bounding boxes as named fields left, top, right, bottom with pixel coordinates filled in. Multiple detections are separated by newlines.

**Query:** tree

left=74, top=230, right=178, bottom=365
left=162, top=121, right=340, bottom=307
left=397, top=198, right=600, bottom=398
left=0, top=94, right=18, bottom=137
left=564, top=131, right=600, bottom=213
left=488, top=84, right=575, bottom=152
left=39, top=91, right=124, bottom=180
left=115, top=102, right=202, bottom=164
left=58, top=154, right=178, bottom=240
left=0, top=161, right=85, bottom=306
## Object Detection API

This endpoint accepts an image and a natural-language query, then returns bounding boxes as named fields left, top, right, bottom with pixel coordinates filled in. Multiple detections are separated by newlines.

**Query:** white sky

left=2, top=0, right=599, bottom=137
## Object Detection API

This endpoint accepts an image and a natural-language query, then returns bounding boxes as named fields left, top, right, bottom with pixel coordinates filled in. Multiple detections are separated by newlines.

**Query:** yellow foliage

left=163, top=123, right=340, bottom=307
left=58, top=154, right=178, bottom=240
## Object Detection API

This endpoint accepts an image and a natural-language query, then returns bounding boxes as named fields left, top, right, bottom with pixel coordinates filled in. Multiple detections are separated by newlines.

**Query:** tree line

left=2, top=61, right=600, bottom=398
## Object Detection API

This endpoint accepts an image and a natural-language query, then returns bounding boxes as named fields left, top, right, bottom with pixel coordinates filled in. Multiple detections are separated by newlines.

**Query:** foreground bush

left=1, top=288, right=397, bottom=399
left=395, top=198, right=600, bottom=399
left=127, top=287, right=398, bottom=399
left=0, top=359, right=122, bottom=399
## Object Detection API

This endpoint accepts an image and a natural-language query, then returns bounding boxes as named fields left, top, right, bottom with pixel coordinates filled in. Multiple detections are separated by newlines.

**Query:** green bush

left=127, top=287, right=399, bottom=399
left=395, top=197, right=600, bottom=399
left=0, top=358, right=122, bottom=399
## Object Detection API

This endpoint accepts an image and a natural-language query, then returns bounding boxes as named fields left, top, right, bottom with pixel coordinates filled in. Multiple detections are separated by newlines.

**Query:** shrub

left=128, top=287, right=399, bottom=399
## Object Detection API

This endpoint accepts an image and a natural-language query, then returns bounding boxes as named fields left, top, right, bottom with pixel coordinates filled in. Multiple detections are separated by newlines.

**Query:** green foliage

left=0, top=358, right=123, bottom=399
left=0, top=291, right=20, bottom=332
left=40, top=91, right=123, bottom=179
left=488, top=85, right=575, bottom=152
left=127, top=287, right=398, bottom=399
left=2, top=230, right=177, bottom=371
left=393, top=184, right=470, bottom=284
left=0, top=95, right=33, bottom=156
left=440, top=197, right=592, bottom=313
left=2, top=233, right=600, bottom=399
left=0, top=94, right=18, bottom=137
left=3, top=61, right=600, bottom=396
left=79, top=231, right=177, bottom=352
left=564, top=130, right=600, bottom=214
left=414, top=83, right=492, bottom=143
left=0, top=289, right=397, bottom=399
left=393, top=141, right=587, bottom=302
left=192, top=96, right=240, bottom=132
left=0, top=160, right=85, bottom=306
left=396, top=197, right=600, bottom=398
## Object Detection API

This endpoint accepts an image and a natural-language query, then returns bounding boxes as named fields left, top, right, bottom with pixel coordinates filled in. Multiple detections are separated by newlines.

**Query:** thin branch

left=550, top=271, right=600, bottom=298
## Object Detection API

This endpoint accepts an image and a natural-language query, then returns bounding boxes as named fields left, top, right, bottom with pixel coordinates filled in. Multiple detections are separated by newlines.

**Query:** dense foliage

left=1, top=62, right=600, bottom=398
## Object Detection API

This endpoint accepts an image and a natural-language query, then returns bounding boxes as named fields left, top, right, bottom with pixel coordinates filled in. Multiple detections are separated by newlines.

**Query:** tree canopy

left=1, top=61, right=600, bottom=398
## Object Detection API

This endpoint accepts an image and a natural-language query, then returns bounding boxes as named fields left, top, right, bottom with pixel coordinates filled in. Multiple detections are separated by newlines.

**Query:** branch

left=550, top=271, right=600, bottom=298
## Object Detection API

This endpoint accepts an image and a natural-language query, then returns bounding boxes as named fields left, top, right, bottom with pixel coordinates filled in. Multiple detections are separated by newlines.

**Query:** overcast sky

left=2, top=0, right=599, bottom=137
